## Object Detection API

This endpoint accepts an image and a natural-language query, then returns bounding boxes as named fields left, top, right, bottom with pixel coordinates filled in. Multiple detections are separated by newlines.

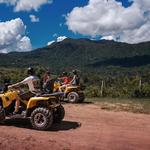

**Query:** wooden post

left=100, top=80, right=104, bottom=97
left=139, top=79, right=142, bottom=91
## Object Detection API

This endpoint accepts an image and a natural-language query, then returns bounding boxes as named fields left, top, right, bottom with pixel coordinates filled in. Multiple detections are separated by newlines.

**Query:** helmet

left=27, top=67, right=34, bottom=75
left=62, top=72, right=67, bottom=76
left=46, top=70, right=51, bottom=75
left=72, top=70, right=77, bottom=74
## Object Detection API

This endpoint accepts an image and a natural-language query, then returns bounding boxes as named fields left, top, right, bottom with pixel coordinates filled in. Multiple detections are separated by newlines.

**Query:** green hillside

left=0, top=38, right=150, bottom=72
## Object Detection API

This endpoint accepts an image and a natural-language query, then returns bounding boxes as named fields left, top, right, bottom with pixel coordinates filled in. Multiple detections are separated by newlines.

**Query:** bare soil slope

left=0, top=103, right=150, bottom=150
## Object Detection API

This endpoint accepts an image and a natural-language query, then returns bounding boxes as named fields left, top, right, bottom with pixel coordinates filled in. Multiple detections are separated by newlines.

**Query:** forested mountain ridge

left=0, top=38, right=150, bottom=71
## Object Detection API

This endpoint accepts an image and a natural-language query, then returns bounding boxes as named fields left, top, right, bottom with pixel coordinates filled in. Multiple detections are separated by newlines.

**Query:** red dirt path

left=0, top=103, right=150, bottom=150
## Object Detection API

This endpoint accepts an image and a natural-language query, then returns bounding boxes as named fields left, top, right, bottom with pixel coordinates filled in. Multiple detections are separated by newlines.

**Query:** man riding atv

left=0, top=67, right=65, bottom=130
left=70, top=70, right=80, bottom=86
left=58, top=72, right=72, bottom=92
left=8, top=67, right=40, bottom=114
left=59, top=72, right=72, bottom=85
left=54, top=70, right=85, bottom=103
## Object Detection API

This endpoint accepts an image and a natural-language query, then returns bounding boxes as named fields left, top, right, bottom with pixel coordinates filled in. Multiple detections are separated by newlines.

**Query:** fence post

left=139, top=79, right=142, bottom=91
left=100, top=80, right=104, bottom=97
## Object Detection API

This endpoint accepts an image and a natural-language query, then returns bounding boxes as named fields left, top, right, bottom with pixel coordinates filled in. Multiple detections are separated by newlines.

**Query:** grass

left=85, top=97, right=150, bottom=114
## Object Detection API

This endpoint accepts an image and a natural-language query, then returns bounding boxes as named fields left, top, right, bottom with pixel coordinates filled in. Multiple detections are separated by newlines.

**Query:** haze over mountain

left=0, top=38, right=150, bottom=72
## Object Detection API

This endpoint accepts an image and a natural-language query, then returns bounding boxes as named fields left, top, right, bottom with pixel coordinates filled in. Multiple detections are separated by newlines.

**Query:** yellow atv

left=54, top=81, right=85, bottom=103
left=0, top=86, right=65, bottom=130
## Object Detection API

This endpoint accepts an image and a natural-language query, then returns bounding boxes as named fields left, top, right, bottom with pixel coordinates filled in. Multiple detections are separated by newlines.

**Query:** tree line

left=0, top=67, right=150, bottom=98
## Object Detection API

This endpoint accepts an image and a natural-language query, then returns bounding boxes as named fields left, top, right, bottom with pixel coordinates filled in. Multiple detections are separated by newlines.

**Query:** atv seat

left=20, top=92, right=35, bottom=101
left=41, top=92, right=64, bottom=97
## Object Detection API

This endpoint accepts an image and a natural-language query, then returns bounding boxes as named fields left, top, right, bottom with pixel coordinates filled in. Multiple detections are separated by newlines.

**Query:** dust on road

left=0, top=103, right=150, bottom=150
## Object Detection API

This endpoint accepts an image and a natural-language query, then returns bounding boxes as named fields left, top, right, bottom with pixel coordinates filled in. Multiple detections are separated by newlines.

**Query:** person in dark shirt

left=42, top=71, right=54, bottom=93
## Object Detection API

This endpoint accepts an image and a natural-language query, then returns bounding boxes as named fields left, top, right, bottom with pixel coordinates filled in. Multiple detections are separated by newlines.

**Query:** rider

left=70, top=70, right=80, bottom=86
left=8, top=67, right=40, bottom=114
left=58, top=72, right=72, bottom=92
left=59, top=72, right=71, bottom=85
left=58, top=70, right=80, bottom=92
left=42, top=70, right=54, bottom=93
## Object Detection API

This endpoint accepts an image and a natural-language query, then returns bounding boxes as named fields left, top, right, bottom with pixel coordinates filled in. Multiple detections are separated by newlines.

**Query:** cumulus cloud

left=66, top=0, right=150, bottom=43
left=0, top=18, right=32, bottom=53
left=47, top=36, right=67, bottom=46
left=29, top=14, right=40, bottom=23
left=47, top=40, right=55, bottom=46
left=0, top=0, right=16, bottom=5
left=56, top=36, right=67, bottom=42
left=0, top=0, right=53, bottom=12
left=101, top=35, right=116, bottom=41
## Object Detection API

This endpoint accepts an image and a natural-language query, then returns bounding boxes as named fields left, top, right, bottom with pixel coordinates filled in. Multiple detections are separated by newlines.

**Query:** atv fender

left=0, top=91, right=19, bottom=108
left=27, top=96, right=55, bottom=109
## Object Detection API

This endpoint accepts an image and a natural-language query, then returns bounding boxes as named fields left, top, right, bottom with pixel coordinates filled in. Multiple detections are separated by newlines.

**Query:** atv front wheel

left=53, top=105, right=65, bottom=123
left=67, top=92, right=79, bottom=103
left=30, top=107, right=53, bottom=130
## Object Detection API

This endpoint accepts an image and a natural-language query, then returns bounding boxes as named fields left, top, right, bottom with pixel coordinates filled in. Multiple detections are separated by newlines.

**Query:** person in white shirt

left=70, top=70, right=80, bottom=86
left=8, top=67, right=40, bottom=114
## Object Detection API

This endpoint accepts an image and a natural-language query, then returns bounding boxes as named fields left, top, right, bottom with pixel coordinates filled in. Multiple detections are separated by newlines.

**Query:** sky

left=0, top=0, right=149, bottom=53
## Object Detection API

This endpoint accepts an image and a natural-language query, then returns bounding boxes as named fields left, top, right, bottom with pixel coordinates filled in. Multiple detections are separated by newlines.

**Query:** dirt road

left=0, top=103, right=150, bottom=150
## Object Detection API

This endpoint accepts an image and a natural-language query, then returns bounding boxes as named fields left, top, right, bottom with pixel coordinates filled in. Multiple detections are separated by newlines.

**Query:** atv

left=0, top=85, right=65, bottom=130
left=54, top=81, right=85, bottom=103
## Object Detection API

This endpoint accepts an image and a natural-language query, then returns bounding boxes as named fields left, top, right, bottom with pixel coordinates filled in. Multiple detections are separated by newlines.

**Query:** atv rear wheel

left=53, top=105, right=65, bottom=123
left=67, top=92, right=79, bottom=103
left=30, top=107, right=53, bottom=130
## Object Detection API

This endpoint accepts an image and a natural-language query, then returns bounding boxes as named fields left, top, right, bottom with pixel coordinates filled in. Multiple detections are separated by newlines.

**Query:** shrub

left=85, top=85, right=101, bottom=97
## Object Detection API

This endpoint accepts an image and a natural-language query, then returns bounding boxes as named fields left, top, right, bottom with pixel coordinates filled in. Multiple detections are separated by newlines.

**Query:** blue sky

left=0, top=0, right=149, bottom=53
left=0, top=0, right=89, bottom=49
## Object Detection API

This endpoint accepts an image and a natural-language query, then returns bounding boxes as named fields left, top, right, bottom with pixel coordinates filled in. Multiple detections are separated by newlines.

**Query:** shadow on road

left=81, top=101, right=93, bottom=104
left=62, top=101, right=93, bottom=105
left=50, top=121, right=81, bottom=131
left=1, top=118, right=81, bottom=131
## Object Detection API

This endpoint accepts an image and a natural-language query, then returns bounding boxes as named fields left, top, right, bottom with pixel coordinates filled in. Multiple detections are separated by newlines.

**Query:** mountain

left=0, top=38, right=150, bottom=72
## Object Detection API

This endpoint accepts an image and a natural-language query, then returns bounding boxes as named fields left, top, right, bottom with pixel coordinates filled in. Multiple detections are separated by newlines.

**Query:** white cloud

left=47, top=36, right=67, bottom=46
left=0, top=0, right=53, bottom=12
left=0, top=0, right=17, bottom=5
left=47, top=40, right=55, bottom=46
left=66, top=0, right=150, bottom=44
left=29, top=14, right=39, bottom=23
left=57, top=36, right=67, bottom=42
left=101, top=35, right=116, bottom=41
left=0, top=18, right=32, bottom=53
